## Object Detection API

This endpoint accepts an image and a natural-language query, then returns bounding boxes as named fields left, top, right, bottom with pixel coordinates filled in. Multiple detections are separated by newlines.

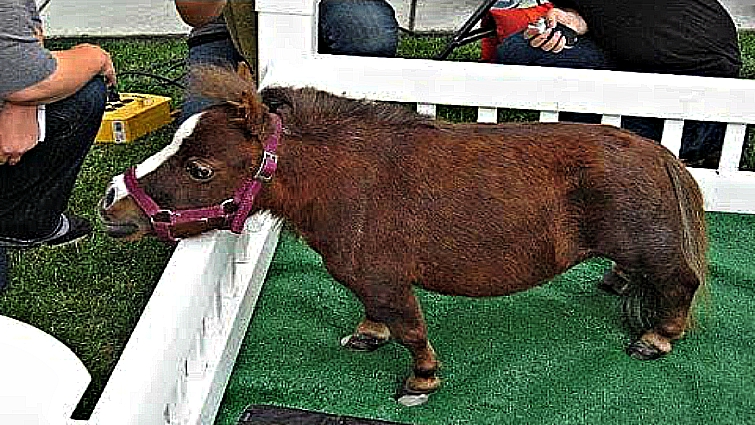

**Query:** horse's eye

left=185, top=159, right=215, bottom=182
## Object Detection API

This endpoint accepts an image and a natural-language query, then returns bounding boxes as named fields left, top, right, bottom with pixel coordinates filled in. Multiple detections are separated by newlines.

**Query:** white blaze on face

left=105, top=113, right=204, bottom=205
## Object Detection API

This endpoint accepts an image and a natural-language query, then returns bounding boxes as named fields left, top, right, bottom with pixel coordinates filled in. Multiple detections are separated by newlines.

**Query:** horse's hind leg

left=621, top=265, right=702, bottom=360
left=598, top=263, right=633, bottom=296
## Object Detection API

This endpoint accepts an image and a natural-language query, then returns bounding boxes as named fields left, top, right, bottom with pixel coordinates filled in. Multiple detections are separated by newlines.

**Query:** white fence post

left=256, top=0, right=319, bottom=80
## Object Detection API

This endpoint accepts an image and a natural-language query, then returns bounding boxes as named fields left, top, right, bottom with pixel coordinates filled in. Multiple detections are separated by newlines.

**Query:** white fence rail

left=88, top=214, right=280, bottom=425
left=259, top=54, right=755, bottom=214
left=4, top=0, right=755, bottom=424
left=1, top=214, right=280, bottom=424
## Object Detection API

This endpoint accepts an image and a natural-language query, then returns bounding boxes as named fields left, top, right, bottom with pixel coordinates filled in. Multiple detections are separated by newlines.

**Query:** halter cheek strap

left=229, top=113, right=280, bottom=233
left=123, top=113, right=282, bottom=243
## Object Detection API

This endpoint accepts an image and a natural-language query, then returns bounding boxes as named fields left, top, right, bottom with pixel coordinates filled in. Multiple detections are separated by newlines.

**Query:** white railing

left=86, top=213, right=281, bottom=425
left=257, top=0, right=755, bottom=214
left=1, top=213, right=280, bottom=424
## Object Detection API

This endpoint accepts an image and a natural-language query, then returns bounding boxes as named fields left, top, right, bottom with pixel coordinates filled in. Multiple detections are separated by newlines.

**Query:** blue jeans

left=0, top=77, right=106, bottom=239
left=182, top=37, right=246, bottom=120
left=496, top=32, right=726, bottom=164
left=180, top=0, right=398, bottom=123
left=318, top=0, right=398, bottom=57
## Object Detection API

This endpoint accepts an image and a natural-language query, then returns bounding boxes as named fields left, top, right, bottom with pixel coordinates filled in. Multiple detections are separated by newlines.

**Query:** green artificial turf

left=214, top=212, right=755, bottom=425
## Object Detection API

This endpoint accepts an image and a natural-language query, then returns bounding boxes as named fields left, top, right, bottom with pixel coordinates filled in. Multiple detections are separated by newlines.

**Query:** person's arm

left=0, top=102, right=39, bottom=165
left=175, top=0, right=226, bottom=28
left=3, top=43, right=115, bottom=105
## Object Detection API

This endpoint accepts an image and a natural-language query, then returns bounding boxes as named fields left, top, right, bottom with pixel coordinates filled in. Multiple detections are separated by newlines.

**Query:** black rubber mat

left=237, top=405, right=407, bottom=425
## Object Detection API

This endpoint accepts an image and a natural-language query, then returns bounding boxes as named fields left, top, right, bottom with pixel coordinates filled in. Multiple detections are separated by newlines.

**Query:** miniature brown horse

left=99, top=67, right=707, bottom=406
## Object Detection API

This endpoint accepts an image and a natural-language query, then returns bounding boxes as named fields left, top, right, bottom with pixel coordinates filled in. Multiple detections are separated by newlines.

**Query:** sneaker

left=0, top=214, right=93, bottom=249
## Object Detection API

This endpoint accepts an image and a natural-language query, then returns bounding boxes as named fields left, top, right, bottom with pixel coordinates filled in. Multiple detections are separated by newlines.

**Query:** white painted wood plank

left=89, top=213, right=281, bottom=425
left=601, top=114, right=622, bottom=127
left=661, top=119, right=685, bottom=157
left=477, top=107, right=497, bottom=124
left=259, top=55, right=755, bottom=124
left=539, top=111, right=559, bottom=123
left=417, top=103, right=437, bottom=118
left=718, top=123, right=748, bottom=175
left=197, top=216, right=282, bottom=425
left=688, top=168, right=755, bottom=214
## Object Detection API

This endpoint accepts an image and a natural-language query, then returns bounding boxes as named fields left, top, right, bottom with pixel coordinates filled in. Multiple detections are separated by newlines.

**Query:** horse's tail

left=664, top=156, right=708, bottom=327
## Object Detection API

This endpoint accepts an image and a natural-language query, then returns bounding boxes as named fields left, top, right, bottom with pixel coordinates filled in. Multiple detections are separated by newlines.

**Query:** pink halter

left=123, top=113, right=281, bottom=243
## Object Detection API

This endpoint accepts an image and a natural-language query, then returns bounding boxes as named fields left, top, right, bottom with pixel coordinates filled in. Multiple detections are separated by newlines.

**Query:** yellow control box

left=96, top=93, right=173, bottom=144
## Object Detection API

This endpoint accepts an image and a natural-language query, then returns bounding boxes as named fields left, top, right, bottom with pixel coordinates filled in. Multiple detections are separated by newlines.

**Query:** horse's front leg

left=340, top=318, right=391, bottom=351
left=347, top=282, right=440, bottom=406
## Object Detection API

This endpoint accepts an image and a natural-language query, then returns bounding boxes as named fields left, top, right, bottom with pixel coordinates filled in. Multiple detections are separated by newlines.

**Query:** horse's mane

left=259, top=86, right=436, bottom=132
left=189, top=66, right=437, bottom=142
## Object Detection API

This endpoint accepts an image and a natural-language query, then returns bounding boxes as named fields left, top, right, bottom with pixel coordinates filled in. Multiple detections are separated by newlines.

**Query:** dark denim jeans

left=182, top=37, right=246, bottom=120
left=180, top=0, right=398, bottom=123
left=318, top=0, right=398, bottom=57
left=0, top=77, right=106, bottom=240
left=496, top=32, right=726, bottom=164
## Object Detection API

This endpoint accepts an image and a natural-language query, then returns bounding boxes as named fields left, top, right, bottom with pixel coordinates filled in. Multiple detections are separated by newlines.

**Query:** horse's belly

left=414, top=257, right=564, bottom=297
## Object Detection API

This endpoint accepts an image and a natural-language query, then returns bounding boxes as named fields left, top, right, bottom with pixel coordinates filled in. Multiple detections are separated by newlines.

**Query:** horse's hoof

left=339, top=333, right=389, bottom=351
left=626, top=339, right=666, bottom=360
left=396, top=392, right=430, bottom=407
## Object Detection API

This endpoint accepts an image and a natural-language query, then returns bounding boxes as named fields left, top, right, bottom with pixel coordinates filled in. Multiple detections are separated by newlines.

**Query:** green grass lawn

left=0, top=32, right=754, bottom=419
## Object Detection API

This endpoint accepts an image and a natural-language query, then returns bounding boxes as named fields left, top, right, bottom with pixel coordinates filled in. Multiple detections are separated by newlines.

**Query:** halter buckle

left=254, top=151, right=278, bottom=182
left=152, top=209, right=174, bottom=223
left=221, top=199, right=238, bottom=213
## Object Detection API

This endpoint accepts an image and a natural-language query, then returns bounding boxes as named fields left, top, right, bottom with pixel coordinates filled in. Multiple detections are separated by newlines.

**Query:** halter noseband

left=123, top=113, right=282, bottom=243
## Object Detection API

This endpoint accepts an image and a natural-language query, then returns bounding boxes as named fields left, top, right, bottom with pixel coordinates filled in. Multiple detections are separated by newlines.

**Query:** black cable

left=117, top=71, right=186, bottom=90
left=38, top=0, right=52, bottom=12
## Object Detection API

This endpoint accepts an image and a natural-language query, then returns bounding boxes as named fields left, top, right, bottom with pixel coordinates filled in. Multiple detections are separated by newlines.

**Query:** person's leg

left=495, top=31, right=615, bottom=70
left=495, top=33, right=666, bottom=136
left=181, top=37, right=244, bottom=123
left=0, top=77, right=106, bottom=241
left=678, top=121, right=726, bottom=167
left=496, top=33, right=614, bottom=124
left=621, top=116, right=664, bottom=142
left=319, top=0, right=398, bottom=57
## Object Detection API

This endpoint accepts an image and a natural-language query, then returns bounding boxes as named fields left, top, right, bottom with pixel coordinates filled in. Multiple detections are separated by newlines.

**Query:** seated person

left=0, top=0, right=115, bottom=287
left=494, top=0, right=742, bottom=167
left=175, top=0, right=399, bottom=122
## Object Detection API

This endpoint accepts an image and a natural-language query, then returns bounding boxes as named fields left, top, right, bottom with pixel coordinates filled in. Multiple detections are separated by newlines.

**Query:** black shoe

left=0, top=214, right=93, bottom=249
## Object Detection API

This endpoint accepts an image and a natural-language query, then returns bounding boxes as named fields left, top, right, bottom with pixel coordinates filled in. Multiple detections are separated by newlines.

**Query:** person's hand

left=524, top=8, right=588, bottom=54
left=70, top=43, right=117, bottom=87
left=0, top=103, right=40, bottom=166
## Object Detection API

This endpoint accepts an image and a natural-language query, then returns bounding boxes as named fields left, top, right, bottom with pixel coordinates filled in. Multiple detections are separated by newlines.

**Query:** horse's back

left=391, top=121, right=692, bottom=295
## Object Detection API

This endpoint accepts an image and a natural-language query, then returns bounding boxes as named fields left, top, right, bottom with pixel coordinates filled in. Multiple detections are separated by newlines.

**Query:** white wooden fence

left=3, top=0, right=755, bottom=423
left=257, top=0, right=755, bottom=215
left=0, top=214, right=281, bottom=425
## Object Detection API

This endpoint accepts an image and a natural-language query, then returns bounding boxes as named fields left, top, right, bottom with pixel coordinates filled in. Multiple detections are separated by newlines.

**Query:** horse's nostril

left=104, top=187, right=116, bottom=209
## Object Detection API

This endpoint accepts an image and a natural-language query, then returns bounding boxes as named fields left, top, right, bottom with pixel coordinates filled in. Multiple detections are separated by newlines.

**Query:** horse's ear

left=240, top=89, right=270, bottom=137
left=237, top=62, right=255, bottom=83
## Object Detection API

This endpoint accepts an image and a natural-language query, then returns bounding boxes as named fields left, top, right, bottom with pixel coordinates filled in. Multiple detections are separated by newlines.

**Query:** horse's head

left=99, top=66, right=280, bottom=242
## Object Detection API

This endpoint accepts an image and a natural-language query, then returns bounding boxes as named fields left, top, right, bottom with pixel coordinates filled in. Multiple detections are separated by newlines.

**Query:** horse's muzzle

left=98, top=186, right=152, bottom=241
